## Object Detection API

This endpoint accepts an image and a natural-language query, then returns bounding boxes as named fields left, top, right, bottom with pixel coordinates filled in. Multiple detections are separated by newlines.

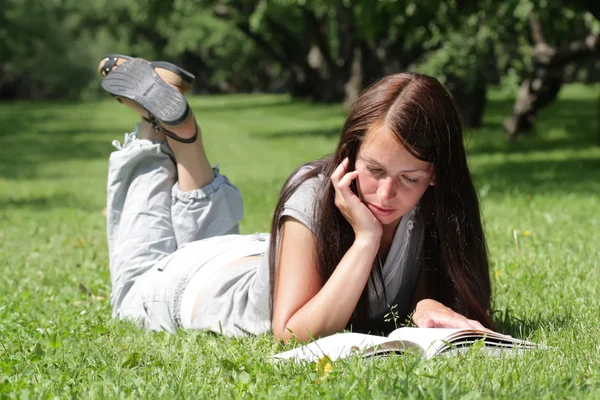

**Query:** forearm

left=277, top=237, right=378, bottom=342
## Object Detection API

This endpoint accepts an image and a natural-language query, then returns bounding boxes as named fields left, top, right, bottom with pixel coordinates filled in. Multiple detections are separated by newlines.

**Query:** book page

left=388, top=328, right=539, bottom=357
left=273, top=332, right=406, bottom=363
left=273, top=329, right=541, bottom=362
left=387, top=328, right=464, bottom=353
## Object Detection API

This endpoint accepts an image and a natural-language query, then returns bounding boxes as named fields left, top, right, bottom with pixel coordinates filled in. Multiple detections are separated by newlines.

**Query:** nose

left=377, top=177, right=397, bottom=201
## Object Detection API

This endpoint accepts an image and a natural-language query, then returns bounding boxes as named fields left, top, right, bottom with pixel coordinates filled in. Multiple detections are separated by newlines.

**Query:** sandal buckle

left=146, top=113, right=162, bottom=132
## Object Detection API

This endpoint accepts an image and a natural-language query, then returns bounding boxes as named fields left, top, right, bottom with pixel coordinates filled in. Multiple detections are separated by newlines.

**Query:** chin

left=377, top=214, right=403, bottom=227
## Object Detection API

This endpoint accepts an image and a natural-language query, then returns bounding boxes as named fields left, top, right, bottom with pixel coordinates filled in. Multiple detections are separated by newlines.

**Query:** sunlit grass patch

left=0, top=85, right=599, bottom=398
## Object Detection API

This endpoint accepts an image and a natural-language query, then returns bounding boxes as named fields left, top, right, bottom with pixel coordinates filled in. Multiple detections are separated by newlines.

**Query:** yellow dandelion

left=316, top=356, right=334, bottom=379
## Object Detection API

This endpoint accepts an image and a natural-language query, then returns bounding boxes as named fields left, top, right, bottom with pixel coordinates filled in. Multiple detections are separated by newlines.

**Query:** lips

left=368, top=203, right=396, bottom=216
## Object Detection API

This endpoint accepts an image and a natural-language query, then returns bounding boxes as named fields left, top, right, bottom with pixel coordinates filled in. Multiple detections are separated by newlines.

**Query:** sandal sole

left=151, top=61, right=195, bottom=84
left=100, top=54, right=195, bottom=85
left=101, top=58, right=189, bottom=125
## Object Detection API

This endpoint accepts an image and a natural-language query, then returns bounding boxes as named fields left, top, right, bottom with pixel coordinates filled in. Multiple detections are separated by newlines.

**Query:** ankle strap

left=143, top=114, right=198, bottom=144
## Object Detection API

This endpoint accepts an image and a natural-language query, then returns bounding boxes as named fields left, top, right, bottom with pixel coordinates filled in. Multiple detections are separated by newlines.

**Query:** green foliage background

left=1, top=0, right=598, bottom=100
left=0, top=86, right=599, bottom=398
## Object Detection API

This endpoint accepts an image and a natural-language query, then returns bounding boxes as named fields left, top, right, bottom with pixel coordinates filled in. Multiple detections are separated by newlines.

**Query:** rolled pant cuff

left=171, top=165, right=229, bottom=202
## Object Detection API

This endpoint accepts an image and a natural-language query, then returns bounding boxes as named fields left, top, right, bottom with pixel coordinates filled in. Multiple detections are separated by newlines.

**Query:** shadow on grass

left=0, top=134, right=112, bottom=179
left=255, top=127, right=341, bottom=139
left=492, top=308, right=573, bottom=338
left=468, top=98, right=599, bottom=155
left=472, top=155, right=600, bottom=196
left=0, top=192, right=93, bottom=211
left=1, top=93, right=598, bottom=200
left=0, top=101, right=115, bottom=180
left=192, top=96, right=295, bottom=112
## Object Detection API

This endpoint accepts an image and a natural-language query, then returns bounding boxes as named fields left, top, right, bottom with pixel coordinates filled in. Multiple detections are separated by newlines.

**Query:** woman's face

left=355, top=125, right=434, bottom=229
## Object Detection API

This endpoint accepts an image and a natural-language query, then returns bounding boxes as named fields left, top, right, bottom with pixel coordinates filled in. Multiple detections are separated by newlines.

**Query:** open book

left=273, top=328, right=540, bottom=362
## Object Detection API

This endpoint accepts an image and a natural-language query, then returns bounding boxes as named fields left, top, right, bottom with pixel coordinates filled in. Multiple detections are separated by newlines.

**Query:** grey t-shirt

left=192, top=166, right=423, bottom=335
left=248, top=166, right=423, bottom=326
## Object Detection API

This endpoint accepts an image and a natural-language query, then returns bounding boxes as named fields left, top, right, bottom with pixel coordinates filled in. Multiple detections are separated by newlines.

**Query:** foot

left=101, top=58, right=198, bottom=143
left=98, top=55, right=194, bottom=93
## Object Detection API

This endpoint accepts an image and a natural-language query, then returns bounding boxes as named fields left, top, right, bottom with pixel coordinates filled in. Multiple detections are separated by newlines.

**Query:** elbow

left=273, top=327, right=312, bottom=344
left=272, top=323, right=286, bottom=343
left=272, top=317, right=301, bottom=344
left=273, top=330, right=289, bottom=344
left=272, top=311, right=308, bottom=343
left=273, top=320, right=335, bottom=344
left=272, top=317, right=291, bottom=343
left=272, top=319, right=313, bottom=344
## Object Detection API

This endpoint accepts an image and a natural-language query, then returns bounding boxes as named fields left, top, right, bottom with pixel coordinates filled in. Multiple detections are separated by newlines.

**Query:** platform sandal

left=98, top=54, right=195, bottom=93
left=101, top=58, right=198, bottom=143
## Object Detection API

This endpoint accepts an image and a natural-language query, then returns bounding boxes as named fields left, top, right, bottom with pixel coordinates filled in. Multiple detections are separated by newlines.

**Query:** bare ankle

left=139, top=119, right=166, bottom=141
left=163, top=112, right=199, bottom=140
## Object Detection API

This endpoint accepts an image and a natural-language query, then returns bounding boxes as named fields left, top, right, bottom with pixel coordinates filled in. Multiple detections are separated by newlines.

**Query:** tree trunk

left=342, top=41, right=387, bottom=107
left=446, top=74, right=487, bottom=128
left=503, top=68, right=563, bottom=137
left=504, top=15, right=599, bottom=139
left=597, top=90, right=600, bottom=146
left=343, top=47, right=363, bottom=108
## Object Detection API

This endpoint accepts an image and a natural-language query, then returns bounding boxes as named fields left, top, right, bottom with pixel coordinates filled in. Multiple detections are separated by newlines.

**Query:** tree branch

left=236, top=21, right=292, bottom=68
left=211, top=4, right=291, bottom=68
left=264, top=15, right=310, bottom=61
left=336, top=3, right=355, bottom=68
left=550, top=34, right=599, bottom=67
left=528, top=13, right=547, bottom=46
left=301, top=7, right=337, bottom=74
left=263, top=15, right=324, bottom=83
left=571, top=0, right=600, bottom=21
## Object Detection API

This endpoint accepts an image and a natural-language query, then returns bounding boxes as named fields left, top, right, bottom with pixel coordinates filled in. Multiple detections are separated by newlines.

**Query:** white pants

left=106, top=125, right=266, bottom=333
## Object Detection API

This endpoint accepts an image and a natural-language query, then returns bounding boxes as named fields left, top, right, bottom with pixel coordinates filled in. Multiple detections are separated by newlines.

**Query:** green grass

left=1, top=85, right=599, bottom=398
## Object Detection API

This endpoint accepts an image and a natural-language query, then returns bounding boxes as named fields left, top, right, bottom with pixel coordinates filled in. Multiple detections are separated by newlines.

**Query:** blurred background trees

left=1, top=0, right=598, bottom=137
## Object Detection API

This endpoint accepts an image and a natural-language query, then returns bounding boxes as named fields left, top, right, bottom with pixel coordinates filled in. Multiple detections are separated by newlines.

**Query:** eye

left=402, top=176, right=419, bottom=184
left=366, top=166, right=384, bottom=175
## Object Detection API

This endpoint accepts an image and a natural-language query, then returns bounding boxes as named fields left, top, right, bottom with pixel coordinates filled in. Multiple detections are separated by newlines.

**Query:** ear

left=428, top=167, right=436, bottom=186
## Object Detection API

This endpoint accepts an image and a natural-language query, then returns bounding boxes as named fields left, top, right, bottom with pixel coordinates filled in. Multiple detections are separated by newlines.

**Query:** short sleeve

left=280, top=167, right=324, bottom=233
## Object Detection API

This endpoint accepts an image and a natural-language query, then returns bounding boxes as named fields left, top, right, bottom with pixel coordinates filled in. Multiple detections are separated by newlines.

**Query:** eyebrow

left=359, top=156, right=428, bottom=173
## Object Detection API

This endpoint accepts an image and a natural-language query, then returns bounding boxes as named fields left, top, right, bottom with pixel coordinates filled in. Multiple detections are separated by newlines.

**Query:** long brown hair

left=268, top=72, right=493, bottom=329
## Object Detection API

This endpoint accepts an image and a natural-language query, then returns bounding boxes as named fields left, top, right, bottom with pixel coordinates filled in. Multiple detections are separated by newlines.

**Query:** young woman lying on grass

left=100, top=55, right=492, bottom=342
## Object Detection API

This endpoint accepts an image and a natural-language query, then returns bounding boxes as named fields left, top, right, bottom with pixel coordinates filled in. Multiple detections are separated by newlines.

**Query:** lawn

left=0, top=85, right=599, bottom=398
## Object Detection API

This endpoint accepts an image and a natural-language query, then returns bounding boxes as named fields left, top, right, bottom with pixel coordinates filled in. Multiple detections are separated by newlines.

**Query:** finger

left=467, top=319, right=494, bottom=333
left=330, top=158, right=348, bottom=183
left=464, top=319, right=486, bottom=332
left=437, top=314, right=472, bottom=329
left=335, top=172, right=360, bottom=208
left=330, top=158, right=349, bottom=185
left=337, top=171, right=359, bottom=191
left=448, top=317, right=474, bottom=329
left=413, top=316, right=437, bottom=328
